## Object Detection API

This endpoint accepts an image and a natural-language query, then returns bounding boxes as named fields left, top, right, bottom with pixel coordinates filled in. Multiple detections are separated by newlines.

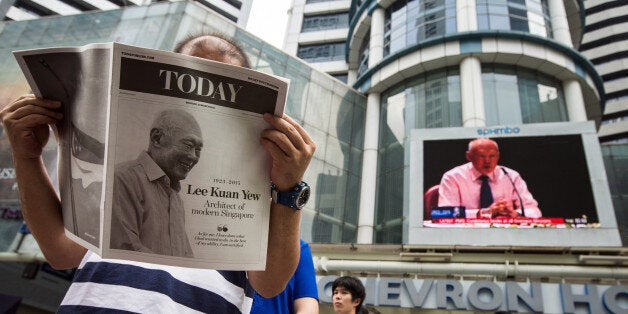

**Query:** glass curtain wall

left=302, top=12, right=349, bottom=32
left=376, top=68, right=462, bottom=243
left=476, top=0, right=553, bottom=38
left=384, top=0, right=457, bottom=57
left=482, top=65, right=568, bottom=125
left=602, top=144, right=628, bottom=245
left=297, top=41, right=347, bottom=63
left=357, top=31, right=370, bottom=77
left=373, top=64, right=569, bottom=242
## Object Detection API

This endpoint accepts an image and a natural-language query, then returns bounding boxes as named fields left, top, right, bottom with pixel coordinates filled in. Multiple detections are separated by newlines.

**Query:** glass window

left=601, top=144, right=628, bottom=242
left=383, top=0, right=457, bottom=57
left=477, top=0, right=552, bottom=37
left=331, top=73, right=348, bottom=83
left=357, top=31, right=370, bottom=77
left=302, top=12, right=349, bottom=32
left=297, top=42, right=346, bottom=63
left=482, top=65, right=568, bottom=125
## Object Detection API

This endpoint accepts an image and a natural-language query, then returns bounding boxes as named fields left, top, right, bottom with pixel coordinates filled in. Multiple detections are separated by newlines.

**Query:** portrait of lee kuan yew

left=109, top=109, right=202, bottom=258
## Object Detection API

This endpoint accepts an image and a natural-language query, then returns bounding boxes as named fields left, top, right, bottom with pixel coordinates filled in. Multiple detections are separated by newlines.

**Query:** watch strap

left=271, top=181, right=310, bottom=210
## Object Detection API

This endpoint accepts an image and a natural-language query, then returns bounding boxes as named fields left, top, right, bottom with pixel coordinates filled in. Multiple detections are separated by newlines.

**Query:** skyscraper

left=581, top=0, right=628, bottom=142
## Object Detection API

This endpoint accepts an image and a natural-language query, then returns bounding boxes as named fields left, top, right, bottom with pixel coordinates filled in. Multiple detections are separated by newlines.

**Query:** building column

left=548, top=0, right=571, bottom=47
left=357, top=93, right=381, bottom=243
left=548, top=0, right=587, bottom=122
left=347, top=69, right=357, bottom=86
left=369, top=7, right=385, bottom=67
left=356, top=6, right=385, bottom=244
left=457, top=0, right=483, bottom=127
left=460, top=56, right=486, bottom=127
left=564, top=80, right=588, bottom=121
left=283, top=0, right=306, bottom=54
left=457, top=0, right=477, bottom=32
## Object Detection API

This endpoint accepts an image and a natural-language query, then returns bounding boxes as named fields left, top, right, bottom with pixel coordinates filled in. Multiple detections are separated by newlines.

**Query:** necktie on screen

left=480, top=175, right=493, bottom=209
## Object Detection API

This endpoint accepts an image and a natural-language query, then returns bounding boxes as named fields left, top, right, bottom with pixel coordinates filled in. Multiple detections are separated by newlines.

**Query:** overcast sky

left=245, top=0, right=292, bottom=49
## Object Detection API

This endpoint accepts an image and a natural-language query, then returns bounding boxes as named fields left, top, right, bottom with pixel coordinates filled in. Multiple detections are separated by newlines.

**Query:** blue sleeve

left=293, top=240, right=318, bottom=300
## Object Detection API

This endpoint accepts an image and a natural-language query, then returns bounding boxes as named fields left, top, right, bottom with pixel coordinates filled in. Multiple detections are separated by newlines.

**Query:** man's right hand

left=0, top=94, right=84, bottom=269
left=0, top=94, right=62, bottom=159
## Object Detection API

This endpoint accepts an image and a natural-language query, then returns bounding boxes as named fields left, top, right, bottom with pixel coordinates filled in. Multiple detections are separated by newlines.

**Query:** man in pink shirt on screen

left=438, top=138, right=542, bottom=218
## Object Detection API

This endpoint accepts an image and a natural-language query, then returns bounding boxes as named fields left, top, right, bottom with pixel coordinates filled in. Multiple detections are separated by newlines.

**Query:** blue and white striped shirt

left=58, top=252, right=254, bottom=313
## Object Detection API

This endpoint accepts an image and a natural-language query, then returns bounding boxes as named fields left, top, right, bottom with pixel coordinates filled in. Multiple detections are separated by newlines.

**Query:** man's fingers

left=263, top=114, right=313, bottom=152
left=6, top=103, right=63, bottom=122
left=260, top=137, right=286, bottom=161
left=261, top=129, right=292, bottom=157
left=8, top=95, right=60, bottom=110
left=2, top=96, right=62, bottom=121
left=260, top=113, right=315, bottom=191
left=281, top=114, right=314, bottom=146
left=21, top=114, right=61, bottom=128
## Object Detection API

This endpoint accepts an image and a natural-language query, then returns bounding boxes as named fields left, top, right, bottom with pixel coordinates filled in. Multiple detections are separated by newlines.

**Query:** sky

left=245, top=0, right=292, bottom=49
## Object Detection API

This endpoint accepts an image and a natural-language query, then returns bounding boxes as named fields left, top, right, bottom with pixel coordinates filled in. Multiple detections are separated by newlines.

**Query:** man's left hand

left=261, top=114, right=315, bottom=192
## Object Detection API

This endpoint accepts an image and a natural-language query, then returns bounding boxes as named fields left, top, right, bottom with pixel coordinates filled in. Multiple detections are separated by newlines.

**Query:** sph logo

left=477, top=126, right=520, bottom=136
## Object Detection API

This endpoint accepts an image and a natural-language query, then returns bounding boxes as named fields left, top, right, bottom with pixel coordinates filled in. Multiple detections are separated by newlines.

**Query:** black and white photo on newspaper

left=17, top=45, right=111, bottom=251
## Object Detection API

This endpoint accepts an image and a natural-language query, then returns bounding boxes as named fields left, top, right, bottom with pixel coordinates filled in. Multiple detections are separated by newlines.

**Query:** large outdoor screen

left=404, top=122, right=621, bottom=247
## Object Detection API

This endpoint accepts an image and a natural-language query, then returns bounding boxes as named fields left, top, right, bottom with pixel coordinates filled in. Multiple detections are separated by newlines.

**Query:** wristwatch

left=271, top=181, right=310, bottom=210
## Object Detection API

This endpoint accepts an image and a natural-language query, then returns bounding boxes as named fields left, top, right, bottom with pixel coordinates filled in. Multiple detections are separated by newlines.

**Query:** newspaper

left=14, top=42, right=288, bottom=270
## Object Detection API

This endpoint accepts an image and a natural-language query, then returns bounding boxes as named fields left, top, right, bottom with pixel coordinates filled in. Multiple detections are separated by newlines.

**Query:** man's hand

left=249, top=114, right=315, bottom=297
left=0, top=94, right=62, bottom=160
left=1, top=94, right=85, bottom=269
left=260, top=114, right=315, bottom=191
left=490, top=198, right=519, bottom=218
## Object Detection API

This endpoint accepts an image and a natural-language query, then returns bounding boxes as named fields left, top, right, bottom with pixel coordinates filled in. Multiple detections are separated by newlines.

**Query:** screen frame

left=404, top=121, right=621, bottom=247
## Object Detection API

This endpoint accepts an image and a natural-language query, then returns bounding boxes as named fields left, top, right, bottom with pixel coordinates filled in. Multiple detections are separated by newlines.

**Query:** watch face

left=297, top=187, right=310, bottom=208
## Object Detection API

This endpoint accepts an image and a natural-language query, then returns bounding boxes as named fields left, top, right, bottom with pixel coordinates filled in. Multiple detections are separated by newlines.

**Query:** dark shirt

left=110, top=151, right=193, bottom=257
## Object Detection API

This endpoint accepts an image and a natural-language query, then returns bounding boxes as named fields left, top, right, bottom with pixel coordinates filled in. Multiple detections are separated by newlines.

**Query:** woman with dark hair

left=332, top=276, right=367, bottom=314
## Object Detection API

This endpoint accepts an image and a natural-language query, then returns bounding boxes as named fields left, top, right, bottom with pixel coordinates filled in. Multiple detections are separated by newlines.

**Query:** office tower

left=0, top=0, right=253, bottom=27
left=581, top=0, right=628, bottom=142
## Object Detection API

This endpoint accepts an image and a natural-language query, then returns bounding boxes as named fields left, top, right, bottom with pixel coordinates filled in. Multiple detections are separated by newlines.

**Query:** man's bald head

left=174, top=33, right=250, bottom=68
left=466, top=138, right=500, bottom=175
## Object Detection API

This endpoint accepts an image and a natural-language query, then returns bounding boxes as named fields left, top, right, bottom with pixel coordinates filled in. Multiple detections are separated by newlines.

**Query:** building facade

left=287, top=0, right=604, bottom=243
left=0, top=1, right=366, bottom=311
left=284, top=0, right=352, bottom=83
left=581, top=0, right=628, bottom=143
left=0, top=0, right=626, bottom=313
left=286, top=1, right=627, bottom=313
left=580, top=1, right=628, bottom=296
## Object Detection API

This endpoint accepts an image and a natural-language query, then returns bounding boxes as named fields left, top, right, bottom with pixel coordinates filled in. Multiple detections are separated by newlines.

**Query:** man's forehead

left=472, top=141, right=498, bottom=151
left=473, top=147, right=499, bottom=154
left=172, top=124, right=202, bottom=136
left=180, top=36, right=244, bottom=67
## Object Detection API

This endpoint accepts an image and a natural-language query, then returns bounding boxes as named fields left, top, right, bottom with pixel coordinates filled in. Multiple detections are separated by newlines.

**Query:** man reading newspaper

left=0, top=34, right=316, bottom=313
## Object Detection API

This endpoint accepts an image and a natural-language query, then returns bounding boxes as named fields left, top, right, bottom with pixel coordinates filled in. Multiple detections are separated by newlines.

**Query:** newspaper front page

left=14, top=42, right=288, bottom=270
